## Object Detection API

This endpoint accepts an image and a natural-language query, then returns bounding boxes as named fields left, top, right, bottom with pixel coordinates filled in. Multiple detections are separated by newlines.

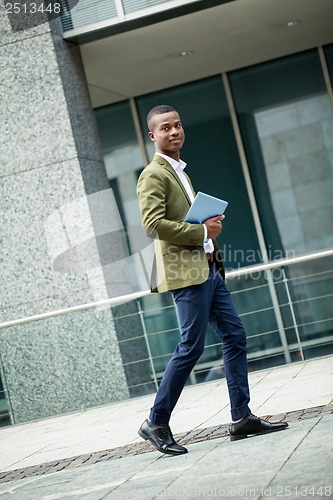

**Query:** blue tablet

left=184, top=191, right=228, bottom=224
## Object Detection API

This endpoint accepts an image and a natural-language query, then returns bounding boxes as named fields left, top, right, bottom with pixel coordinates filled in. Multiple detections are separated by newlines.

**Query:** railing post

left=137, top=299, right=159, bottom=391
left=281, top=268, right=305, bottom=361
left=264, top=269, right=292, bottom=364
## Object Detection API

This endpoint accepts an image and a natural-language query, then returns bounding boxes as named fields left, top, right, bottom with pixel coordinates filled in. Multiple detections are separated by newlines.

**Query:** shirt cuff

left=203, top=223, right=208, bottom=243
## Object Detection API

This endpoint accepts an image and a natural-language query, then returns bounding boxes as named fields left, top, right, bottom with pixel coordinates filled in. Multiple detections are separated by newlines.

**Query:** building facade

left=0, top=0, right=333, bottom=426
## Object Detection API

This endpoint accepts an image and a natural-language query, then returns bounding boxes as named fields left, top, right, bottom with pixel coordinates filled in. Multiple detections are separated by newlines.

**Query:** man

left=136, top=105, right=288, bottom=455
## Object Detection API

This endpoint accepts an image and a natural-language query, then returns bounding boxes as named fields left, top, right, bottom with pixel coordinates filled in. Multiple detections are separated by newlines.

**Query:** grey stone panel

left=51, top=43, right=137, bottom=301
left=102, top=261, right=135, bottom=298
left=0, top=9, right=131, bottom=424
left=79, top=158, right=110, bottom=195
left=0, top=34, right=78, bottom=178
left=0, top=307, right=129, bottom=424
left=0, top=158, right=96, bottom=323
left=51, top=33, right=105, bottom=166
left=289, top=150, right=332, bottom=187
left=0, top=2, right=63, bottom=46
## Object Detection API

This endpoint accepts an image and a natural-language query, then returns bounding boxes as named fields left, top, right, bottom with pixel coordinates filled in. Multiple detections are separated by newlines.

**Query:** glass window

left=292, top=257, right=333, bottom=358
left=323, top=43, right=333, bottom=83
left=323, top=44, right=333, bottom=180
left=229, top=50, right=333, bottom=365
left=95, top=101, right=151, bottom=292
left=61, top=0, right=118, bottom=32
left=123, top=0, right=171, bottom=14
left=229, top=49, right=333, bottom=257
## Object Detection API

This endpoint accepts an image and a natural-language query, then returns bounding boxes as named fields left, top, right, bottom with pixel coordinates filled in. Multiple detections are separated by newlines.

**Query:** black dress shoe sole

left=138, top=429, right=188, bottom=455
left=230, top=425, right=288, bottom=442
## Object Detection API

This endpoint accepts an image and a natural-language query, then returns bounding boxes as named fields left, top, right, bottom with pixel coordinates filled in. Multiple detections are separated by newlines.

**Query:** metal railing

left=0, top=249, right=332, bottom=426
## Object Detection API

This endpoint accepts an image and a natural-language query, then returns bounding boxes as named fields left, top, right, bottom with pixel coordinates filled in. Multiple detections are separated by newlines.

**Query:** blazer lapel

left=154, top=154, right=192, bottom=205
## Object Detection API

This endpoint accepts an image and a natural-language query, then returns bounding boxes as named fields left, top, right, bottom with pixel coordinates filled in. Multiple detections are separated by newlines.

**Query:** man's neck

left=156, top=152, right=181, bottom=166
left=156, top=149, right=179, bottom=161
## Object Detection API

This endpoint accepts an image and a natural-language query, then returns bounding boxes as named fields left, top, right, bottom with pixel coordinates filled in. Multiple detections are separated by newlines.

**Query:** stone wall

left=0, top=8, right=130, bottom=423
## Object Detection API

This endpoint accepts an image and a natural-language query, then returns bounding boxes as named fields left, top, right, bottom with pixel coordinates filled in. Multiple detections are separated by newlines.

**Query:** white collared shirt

left=156, top=153, right=214, bottom=253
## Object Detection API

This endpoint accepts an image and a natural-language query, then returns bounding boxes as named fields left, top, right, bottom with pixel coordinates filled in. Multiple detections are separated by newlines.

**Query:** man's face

left=148, top=111, right=185, bottom=160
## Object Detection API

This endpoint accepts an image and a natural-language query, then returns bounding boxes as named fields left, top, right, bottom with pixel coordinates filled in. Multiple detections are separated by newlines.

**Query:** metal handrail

left=0, top=248, right=332, bottom=330
left=225, top=248, right=333, bottom=278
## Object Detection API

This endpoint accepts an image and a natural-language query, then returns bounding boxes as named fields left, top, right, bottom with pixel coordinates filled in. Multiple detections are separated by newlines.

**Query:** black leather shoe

left=229, top=413, right=288, bottom=441
left=138, top=419, right=188, bottom=455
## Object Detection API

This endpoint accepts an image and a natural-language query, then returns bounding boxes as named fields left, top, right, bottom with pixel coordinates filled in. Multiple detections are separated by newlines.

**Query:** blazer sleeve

left=137, top=167, right=205, bottom=247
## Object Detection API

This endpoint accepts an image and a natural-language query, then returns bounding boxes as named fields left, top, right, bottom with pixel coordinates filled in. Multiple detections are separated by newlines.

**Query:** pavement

left=0, top=356, right=332, bottom=499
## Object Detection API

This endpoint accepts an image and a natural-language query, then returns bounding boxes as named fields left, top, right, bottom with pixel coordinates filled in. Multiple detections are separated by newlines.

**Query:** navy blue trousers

left=149, top=263, right=251, bottom=424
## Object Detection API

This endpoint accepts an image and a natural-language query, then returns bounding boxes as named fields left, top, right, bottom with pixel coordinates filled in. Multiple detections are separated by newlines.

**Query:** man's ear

left=148, top=131, right=156, bottom=142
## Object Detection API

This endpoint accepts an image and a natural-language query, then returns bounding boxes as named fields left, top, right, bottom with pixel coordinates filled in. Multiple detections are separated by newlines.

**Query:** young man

left=136, top=105, right=288, bottom=455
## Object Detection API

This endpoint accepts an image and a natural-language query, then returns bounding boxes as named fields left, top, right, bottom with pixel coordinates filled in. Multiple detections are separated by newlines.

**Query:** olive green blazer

left=137, top=155, right=224, bottom=292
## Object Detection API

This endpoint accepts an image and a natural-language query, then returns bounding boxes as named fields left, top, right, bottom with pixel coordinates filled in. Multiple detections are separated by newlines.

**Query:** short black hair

left=147, top=105, right=177, bottom=130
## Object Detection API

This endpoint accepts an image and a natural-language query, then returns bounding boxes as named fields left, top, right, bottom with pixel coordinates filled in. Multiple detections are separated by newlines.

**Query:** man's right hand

left=204, top=215, right=225, bottom=239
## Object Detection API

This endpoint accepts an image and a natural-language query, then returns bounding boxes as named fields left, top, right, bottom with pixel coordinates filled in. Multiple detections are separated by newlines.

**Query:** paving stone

left=0, top=416, right=332, bottom=500
left=0, top=405, right=332, bottom=486
left=268, top=414, right=333, bottom=496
